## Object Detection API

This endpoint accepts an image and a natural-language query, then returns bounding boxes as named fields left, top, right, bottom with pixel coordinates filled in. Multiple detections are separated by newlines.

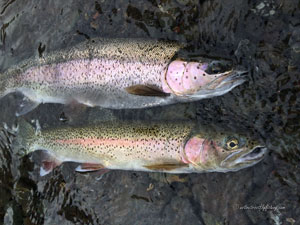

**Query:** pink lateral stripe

left=55, top=138, right=180, bottom=149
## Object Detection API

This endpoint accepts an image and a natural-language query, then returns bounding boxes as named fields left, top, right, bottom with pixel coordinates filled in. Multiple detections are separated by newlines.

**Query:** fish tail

left=16, top=119, right=37, bottom=153
left=1, top=119, right=37, bottom=155
left=0, top=123, right=17, bottom=150
left=0, top=72, right=7, bottom=98
left=0, top=70, right=13, bottom=98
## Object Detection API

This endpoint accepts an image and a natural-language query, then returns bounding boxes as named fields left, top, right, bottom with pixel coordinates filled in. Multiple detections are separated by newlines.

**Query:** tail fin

left=15, top=119, right=36, bottom=153
left=0, top=70, right=9, bottom=98
left=0, top=68, right=16, bottom=98
left=0, top=75, right=6, bottom=98
left=1, top=119, right=36, bottom=155
left=0, top=123, right=17, bottom=150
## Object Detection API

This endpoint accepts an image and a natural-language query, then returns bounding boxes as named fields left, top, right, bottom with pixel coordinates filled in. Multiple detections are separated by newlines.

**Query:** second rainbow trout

left=11, top=119, right=266, bottom=175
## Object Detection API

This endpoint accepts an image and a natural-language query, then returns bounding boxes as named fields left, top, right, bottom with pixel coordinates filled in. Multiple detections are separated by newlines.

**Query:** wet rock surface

left=0, top=0, right=299, bottom=224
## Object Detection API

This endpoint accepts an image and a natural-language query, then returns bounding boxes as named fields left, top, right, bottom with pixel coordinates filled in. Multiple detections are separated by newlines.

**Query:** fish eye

left=226, top=138, right=239, bottom=150
left=205, top=60, right=232, bottom=75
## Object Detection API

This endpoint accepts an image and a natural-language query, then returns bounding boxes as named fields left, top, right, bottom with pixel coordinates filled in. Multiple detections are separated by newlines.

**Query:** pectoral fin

left=144, top=163, right=188, bottom=171
left=125, top=85, right=170, bottom=97
left=16, top=96, right=39, bottom=116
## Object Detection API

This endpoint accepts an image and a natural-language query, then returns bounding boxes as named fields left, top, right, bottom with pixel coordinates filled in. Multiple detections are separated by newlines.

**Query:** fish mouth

left=184, top=70, right=248, bottom=98
left=207, top=70, right=248, bottom=90
left=220, top=146, right=267, bottom=169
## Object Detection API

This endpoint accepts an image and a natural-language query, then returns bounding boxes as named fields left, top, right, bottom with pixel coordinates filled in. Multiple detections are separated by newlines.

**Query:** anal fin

left=125, top=85, right=170, bottom=97
left=40, top=161, right=61, bottom=176
left=16, top=96, right=39, bottom=116
left=39, top=151, right=62, bottom=176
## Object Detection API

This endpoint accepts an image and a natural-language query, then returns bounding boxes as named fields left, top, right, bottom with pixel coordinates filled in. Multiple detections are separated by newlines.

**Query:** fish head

left=181, top=132, right=267, bottom=172
left=163, top=59, right=247, bottom=98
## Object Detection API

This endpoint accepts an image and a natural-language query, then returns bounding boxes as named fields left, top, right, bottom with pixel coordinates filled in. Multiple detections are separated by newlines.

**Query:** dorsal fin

left=125, top=85, right=170, bottom=97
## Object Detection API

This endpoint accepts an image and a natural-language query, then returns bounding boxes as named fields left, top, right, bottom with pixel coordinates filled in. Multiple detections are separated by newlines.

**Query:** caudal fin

left=0, top=123, right=18, bottom=150
left=15, top=119, right=37, bottom=152
left=0, top=73, right=6, bottom=99
left=1, top=119, right=37, bottom=156
left=0, top=70, right=12, bottom=99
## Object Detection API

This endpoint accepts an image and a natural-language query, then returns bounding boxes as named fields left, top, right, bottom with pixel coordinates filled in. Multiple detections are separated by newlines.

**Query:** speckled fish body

left=1, top=38, right=179, bottom=109
left=16, top=120, right=267, bottom=175
left=0, top=38, right=246, bottom=115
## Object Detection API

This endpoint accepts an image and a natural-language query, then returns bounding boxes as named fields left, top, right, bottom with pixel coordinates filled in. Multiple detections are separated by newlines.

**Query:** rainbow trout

left=12, top=120, right=266, bottom=176
left=0, top=38, right=246, bottom=116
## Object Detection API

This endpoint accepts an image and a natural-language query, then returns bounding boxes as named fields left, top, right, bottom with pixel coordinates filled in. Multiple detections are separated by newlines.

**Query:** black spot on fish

left=38, top=42, right=46, bottom=58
